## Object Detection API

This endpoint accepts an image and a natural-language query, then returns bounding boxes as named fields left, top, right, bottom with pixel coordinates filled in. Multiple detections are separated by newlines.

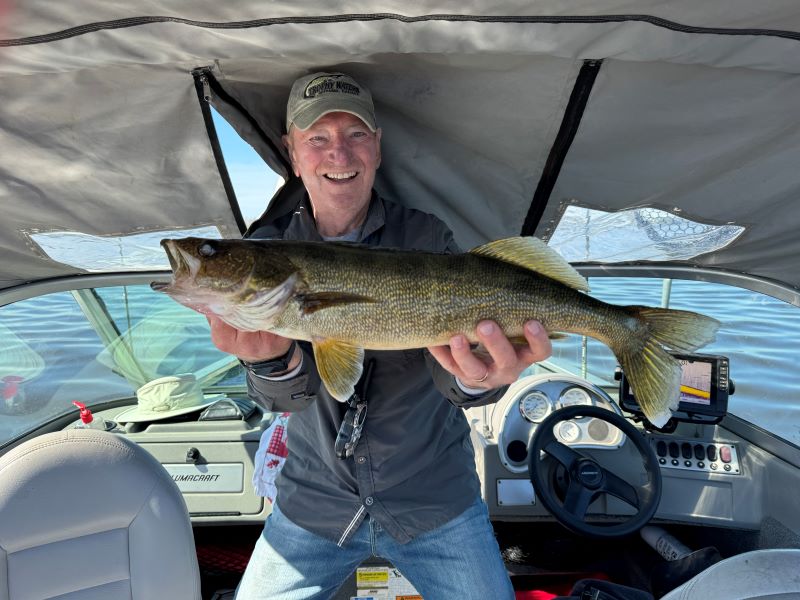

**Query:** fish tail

left=611, top=306, right=720, bottom=427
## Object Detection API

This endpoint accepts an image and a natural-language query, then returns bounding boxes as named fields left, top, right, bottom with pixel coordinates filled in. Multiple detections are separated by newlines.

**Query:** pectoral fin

left=220, top=273, right=299, bottom=332
left=298, top=291, right=377, bottom=316
left=312, top=337, right=365, bottom=402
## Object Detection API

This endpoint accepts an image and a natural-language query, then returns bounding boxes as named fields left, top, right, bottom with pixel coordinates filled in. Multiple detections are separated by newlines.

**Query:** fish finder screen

left=618, top=353, right=730, bottom=423
left=679, top=359, right=712, bottom=406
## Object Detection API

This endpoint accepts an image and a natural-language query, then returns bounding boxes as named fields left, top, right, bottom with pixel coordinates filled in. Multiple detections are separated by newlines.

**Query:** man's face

left=284, top=112, right=382, bottom=213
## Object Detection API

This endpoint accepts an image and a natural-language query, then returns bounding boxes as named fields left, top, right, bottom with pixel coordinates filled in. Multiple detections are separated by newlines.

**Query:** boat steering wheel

left=527, top=405, right=662, bottom=538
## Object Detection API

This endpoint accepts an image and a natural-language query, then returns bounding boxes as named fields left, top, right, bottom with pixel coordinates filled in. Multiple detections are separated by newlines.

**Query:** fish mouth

left=161, top=239, right=202, bottom=279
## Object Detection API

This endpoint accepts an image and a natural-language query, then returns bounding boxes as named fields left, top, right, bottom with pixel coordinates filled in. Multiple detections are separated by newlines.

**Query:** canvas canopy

left=1, top=2, right=799, bottom=302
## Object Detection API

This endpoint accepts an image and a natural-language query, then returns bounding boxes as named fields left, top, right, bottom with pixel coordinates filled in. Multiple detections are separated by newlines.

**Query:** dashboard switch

left=668, top=442, right=679, bottom=458
left=720, top=446, right=732, bottom=463
left=707, top=445, right=717, bottom=461
left=656, top=441, right=667, bottom=457
left=681, top=443, right=692, bottom=459
left=694, top=444, right=705, bottom=460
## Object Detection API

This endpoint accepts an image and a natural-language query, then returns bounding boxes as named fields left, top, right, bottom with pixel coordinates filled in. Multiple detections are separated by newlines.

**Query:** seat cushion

left=0, top=429, right=200, bottom=600
left=661, top=548, right=800, bottom=600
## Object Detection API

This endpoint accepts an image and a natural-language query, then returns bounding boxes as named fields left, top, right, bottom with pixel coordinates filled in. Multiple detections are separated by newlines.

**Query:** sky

left=211, top=110, right=282, bottom=226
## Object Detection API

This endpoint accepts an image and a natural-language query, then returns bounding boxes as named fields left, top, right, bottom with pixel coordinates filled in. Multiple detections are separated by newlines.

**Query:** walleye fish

left=152, top=236, right=720, bottom=427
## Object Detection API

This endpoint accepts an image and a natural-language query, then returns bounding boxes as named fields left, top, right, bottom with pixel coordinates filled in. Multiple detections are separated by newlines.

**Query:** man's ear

left=375, top=128, right=382, bottom=168
left=282, top=133, right=301, bottom=178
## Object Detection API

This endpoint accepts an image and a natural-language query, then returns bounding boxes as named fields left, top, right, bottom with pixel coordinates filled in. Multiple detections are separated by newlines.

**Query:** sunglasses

left=334, top=359, right=375, bottom=460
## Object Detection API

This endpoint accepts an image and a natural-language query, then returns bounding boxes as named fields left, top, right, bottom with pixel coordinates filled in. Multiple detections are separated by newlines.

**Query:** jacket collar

left=283, top=191, right=385, bottom=242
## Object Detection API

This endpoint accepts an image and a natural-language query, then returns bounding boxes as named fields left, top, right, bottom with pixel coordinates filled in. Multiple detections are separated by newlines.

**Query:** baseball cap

left=286, top=72, right=377, bottom=132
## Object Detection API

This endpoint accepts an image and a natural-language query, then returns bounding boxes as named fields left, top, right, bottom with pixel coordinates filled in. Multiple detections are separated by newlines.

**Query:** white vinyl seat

left=661, top=548, right=800, bottom=600
left=0, top=429, right=201, bottom=600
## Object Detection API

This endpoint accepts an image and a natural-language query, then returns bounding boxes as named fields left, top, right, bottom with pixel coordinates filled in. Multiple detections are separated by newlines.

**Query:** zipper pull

left=199, top=74, right=212, bottom=103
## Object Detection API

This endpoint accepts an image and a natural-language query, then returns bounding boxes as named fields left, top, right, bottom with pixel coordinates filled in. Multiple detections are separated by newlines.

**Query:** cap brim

left=115, top=394, right=225, bottom=423
left=291, top=101, right=377, bottom=132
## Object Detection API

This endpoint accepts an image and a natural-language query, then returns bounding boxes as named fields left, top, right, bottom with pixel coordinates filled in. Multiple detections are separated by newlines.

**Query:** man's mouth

left=324, top=171, right=358, bottom=181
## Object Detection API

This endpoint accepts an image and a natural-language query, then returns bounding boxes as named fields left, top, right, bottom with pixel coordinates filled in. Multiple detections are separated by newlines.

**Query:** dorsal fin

left=469, top=237, right=589, bottom=292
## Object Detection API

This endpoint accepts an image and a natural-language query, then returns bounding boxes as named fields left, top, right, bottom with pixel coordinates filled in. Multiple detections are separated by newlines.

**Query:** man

left=209, top=72, right=552, bottom=600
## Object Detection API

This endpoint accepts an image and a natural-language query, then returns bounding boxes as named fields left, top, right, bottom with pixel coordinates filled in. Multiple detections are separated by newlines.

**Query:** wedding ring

left=475, top=370, right=489, bottom=383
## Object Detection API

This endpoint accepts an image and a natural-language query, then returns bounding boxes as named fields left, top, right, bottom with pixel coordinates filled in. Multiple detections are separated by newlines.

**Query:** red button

left=720, top=446, right=732, bottom=463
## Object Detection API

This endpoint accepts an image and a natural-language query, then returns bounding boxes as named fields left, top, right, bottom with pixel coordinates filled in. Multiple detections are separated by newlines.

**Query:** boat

left=1, top=2, right=799, bottom=599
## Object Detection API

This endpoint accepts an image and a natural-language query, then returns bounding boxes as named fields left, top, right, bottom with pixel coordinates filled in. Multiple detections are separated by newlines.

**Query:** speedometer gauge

left=559, top=386, right=593, bottom=408
left=519, top=390, right=551, bottom=423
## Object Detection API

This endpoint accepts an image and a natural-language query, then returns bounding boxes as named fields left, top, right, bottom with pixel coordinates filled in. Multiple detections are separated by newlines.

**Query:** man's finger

left=427, top=344, right=459, bottom=376
left=448, top=334, right=489, bottom=382
left=474, top=321, right=517, bottom=372
left=523, top=320, right=552, bottom=363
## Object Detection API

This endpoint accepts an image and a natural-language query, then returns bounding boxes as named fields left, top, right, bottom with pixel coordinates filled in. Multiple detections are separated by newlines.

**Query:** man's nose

left=327, top=135, right=353, bottom=163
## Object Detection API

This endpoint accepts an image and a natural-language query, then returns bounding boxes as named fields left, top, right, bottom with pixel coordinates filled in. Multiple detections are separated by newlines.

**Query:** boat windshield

left=0, top=283, right=243, bottom=445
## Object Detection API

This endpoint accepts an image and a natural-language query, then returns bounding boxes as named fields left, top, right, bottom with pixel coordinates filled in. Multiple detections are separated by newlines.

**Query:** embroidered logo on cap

left=304, top=74, right=361, bottom=98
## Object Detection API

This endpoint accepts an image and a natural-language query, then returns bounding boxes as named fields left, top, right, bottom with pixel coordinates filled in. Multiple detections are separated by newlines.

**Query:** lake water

left=1, top=277, right=799, bottom=446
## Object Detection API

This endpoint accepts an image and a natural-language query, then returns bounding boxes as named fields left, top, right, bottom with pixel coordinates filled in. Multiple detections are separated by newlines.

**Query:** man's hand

left=427, top=320, right=552, bottom=390
left=207, top=315, right=299, bottom=368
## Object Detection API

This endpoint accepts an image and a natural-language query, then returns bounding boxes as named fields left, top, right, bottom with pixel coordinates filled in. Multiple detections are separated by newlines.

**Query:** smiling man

left=209, top=72, right=552, bottom=600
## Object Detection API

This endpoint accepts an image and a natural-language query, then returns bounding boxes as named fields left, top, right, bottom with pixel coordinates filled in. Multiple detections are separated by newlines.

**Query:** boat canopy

left=1, top=2, right=799, bottom=299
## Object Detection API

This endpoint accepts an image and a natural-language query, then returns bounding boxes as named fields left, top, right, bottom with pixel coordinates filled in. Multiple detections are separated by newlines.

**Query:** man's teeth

left=325, top=172, right=357, bottom=180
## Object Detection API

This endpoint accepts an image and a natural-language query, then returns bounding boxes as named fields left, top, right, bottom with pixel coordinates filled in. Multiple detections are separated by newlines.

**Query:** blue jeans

left=235, top=498, right=514, bottom=600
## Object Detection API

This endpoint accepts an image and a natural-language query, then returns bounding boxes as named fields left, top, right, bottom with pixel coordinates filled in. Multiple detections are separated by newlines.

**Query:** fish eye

left=198, top=242, right=216, bottom=257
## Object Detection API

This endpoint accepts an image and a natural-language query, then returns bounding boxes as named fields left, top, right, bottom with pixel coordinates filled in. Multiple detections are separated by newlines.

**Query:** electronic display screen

left=678, top=358, right=712, bottom=406
left=618, top=353, right=730, bottom=423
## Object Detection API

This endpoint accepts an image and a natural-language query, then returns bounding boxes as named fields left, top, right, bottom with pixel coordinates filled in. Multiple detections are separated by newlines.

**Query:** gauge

left=587, top=418, right=610, bottom=441
left=559, top=386, right=593, bottom=408
left=556, top=421, right=581, bottom=443
left=519, top=390, right=551, bottom=423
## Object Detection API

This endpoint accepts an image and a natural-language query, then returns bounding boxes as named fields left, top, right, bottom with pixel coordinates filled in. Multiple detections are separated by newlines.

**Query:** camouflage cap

left=286, top=72, right=377, bottom=132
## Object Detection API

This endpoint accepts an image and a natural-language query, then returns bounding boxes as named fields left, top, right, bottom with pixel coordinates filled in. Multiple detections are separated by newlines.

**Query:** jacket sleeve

left=245, top=343, right=322, bottom=412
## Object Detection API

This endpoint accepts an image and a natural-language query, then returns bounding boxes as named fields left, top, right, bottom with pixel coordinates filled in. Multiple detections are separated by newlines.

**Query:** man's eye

left=351, top=131, right=367, bottom=138
left=309, top=136, right=327, bottom=144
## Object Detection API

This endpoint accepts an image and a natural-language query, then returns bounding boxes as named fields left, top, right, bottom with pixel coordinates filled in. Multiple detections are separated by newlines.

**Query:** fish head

left=151, top=238, right=296, bottom=324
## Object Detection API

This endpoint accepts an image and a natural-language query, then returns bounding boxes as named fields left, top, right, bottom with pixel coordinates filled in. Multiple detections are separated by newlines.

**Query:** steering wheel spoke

left=563, top=480, right=596, bottom=519
left=543, top=439, right=582, bottom=470
left=602, top=468, right=640, bottom=508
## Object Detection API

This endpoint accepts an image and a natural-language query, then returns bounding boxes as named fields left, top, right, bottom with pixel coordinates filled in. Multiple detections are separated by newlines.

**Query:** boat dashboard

left=465, top=367, right=764, bottom=533
left=42, top=363, right=768, bottom=536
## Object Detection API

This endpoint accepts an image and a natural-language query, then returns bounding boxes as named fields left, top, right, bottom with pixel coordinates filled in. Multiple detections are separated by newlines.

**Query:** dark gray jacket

left=246, top=191, right=507, bottom=545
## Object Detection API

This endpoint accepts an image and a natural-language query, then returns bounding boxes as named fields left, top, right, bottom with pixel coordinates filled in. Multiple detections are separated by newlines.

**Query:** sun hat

left=286, top=71, right=376, bottom=132
left=115, top=373, right=223, bottom=423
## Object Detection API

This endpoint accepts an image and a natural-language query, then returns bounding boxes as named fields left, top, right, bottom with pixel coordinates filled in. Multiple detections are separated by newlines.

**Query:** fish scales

left=265, top=245, right=602, bottom=348
left=153, top=236, right=720, bottom=427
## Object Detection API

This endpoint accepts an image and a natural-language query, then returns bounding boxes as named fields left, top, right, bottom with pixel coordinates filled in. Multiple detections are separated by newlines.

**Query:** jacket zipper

left=191, top=69, right=247, bottom=234
left=521, top=59, right=602, bottom=237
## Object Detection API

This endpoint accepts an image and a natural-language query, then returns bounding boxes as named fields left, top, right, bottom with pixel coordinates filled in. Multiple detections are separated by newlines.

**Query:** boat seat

left=0, top=429, right=201, bottom=600
left=661, top=548, right=800, bottom=600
